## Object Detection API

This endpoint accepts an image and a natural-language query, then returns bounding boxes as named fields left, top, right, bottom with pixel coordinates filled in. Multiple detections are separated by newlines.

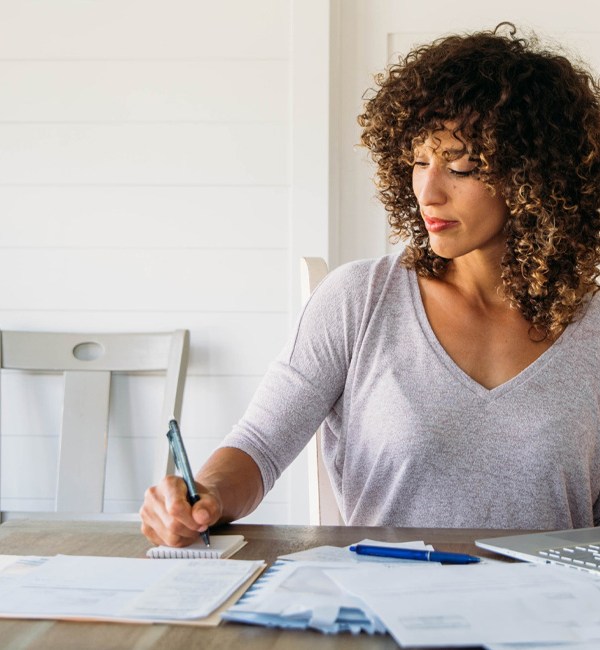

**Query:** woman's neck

left=442, top=252, right=505, bottom=308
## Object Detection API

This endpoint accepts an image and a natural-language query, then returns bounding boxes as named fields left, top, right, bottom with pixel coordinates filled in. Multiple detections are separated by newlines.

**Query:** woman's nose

left=414, top=166, right=447, bottom=207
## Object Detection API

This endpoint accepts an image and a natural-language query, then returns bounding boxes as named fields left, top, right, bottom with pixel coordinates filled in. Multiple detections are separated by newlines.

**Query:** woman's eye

left=449, top=168, right=478, bottom=177
left=413, top=161, right=428, bottom=168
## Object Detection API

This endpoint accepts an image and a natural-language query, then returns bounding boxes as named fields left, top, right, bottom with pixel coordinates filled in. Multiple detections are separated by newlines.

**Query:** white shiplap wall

left=0, top=0, right=313, bottom=522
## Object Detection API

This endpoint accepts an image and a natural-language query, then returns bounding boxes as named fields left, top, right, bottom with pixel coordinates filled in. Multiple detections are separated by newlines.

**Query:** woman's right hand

left=139, top=475, right=222, bottom=547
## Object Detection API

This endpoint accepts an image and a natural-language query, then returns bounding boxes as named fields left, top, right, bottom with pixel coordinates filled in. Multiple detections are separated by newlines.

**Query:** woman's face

left=412, top=128, right=509, bottom=262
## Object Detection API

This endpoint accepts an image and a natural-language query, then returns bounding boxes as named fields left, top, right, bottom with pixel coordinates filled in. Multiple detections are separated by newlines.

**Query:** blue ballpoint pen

left=167, top=419, right=211, bottom=547
left=349, top=544, right=480, bottom=564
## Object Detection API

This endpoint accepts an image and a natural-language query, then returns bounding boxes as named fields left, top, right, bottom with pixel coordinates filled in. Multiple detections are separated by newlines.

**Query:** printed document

left=0, top=554, right=264, bottom=624
left=327, top=561, right=600, bottom=647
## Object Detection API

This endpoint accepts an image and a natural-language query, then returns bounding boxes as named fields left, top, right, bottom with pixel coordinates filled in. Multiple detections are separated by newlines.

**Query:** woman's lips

left=423, top=215, right=459, bottom=233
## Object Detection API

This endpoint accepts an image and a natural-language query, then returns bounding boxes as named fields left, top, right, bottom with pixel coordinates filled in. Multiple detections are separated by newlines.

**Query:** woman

left=141, top=24, right=600, bottom=547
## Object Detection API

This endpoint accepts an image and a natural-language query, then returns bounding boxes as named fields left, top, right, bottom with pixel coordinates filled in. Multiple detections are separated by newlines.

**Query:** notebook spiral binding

left=152, top=548, right=222, bottom=559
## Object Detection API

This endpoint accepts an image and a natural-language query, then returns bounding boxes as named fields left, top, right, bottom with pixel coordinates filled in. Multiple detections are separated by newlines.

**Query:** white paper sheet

left=328, top=561, right=600, bottom=647
left=0, top=555, right=22, bottom=572
left=278, top=539, right=435, bottom=563
left=0, top=554, right=264, bottom=621
left=124, top=558, right=263, bottom=619
left=0, top=555, right=47, bottom=575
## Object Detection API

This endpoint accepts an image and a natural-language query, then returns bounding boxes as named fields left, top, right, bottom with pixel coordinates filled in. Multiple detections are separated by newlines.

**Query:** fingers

left=191, top=490, right=222, bottom=530
left=140, top=476, right=193, bottom=547
left=139, top=475, right=221, bottom=547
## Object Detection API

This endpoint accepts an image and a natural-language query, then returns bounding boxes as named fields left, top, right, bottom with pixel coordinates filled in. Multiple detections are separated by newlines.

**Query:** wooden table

left=0, top=519, right=511, bottom=650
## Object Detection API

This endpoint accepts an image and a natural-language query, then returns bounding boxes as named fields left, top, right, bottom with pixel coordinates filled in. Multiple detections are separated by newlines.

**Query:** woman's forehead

left=413, top=129, right=470, bottom=158
left=413, top=118, right=475, bottom=153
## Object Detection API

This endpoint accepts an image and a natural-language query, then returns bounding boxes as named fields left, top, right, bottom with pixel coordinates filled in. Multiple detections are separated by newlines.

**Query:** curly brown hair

left=358, top=23, right=600, bottom=340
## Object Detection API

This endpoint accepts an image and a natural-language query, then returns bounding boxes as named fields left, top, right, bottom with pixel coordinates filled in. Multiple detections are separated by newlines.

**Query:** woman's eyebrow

left=442, top=147, right=469, bottom=158
left=413, top=145, right=476, bottom=159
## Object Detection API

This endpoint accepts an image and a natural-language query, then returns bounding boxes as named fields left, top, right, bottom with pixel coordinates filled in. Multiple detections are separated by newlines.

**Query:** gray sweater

left=222, top=254, right=600, bottom=529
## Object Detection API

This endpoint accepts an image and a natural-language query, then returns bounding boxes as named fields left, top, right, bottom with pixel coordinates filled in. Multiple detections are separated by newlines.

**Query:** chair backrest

left=0, top=330, right=189, bottom=519
left=300, top=257, right=344, bottom=525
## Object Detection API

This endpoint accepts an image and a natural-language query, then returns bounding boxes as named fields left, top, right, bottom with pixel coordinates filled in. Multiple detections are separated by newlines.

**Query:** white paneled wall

left=0, top=0, right=309, bottom=522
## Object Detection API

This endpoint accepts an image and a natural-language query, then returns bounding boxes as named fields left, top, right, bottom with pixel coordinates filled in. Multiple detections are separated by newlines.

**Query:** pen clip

left=166, top=422, right=182, bottom=473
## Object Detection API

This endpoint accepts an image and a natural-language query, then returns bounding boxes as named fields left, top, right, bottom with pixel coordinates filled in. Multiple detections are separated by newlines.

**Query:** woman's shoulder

left=322, top=252, right=409, bottom=294
left=564, top=288, right=600, bottom=352
left=577, top=288, right=600, bottom=323
left=288, top=253, right=411, bottom=368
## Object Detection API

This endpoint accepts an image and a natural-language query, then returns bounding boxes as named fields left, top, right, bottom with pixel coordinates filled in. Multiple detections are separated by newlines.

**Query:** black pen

left=166, top=419, right=210, bottom=547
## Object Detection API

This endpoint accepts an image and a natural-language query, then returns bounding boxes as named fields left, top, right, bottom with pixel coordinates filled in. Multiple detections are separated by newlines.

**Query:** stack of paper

left=224, top=539, right=435, bottom=635
left=223, top=560, right=386, bottom=634
left=225, top=540, right=600, bottom=648
left=330, top=560, right=600, bottom=647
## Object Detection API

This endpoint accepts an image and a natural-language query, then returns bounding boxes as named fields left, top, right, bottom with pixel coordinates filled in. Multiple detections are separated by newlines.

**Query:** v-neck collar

left=406, top=268, right=578, bottom=400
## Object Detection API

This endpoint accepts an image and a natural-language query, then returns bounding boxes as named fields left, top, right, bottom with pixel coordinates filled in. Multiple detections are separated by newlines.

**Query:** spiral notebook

left=146, top=534, right=246, bottom=559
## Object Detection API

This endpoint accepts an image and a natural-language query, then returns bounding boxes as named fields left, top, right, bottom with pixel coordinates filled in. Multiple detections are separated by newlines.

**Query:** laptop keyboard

left=538, top=543, right=600, bottom=570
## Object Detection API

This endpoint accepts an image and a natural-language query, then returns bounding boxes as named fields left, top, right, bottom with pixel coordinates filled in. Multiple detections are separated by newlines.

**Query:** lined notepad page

left=147, top=535, right=246, bottom=559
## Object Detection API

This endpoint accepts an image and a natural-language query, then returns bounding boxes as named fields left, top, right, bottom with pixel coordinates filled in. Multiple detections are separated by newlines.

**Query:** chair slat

left=56, top=371, right=111, bottom=512
left=1, top=331, right=173, bottom=372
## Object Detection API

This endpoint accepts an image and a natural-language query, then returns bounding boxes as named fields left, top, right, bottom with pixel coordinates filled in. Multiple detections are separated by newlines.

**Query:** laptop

left=475, top=526, right=600, bottom=575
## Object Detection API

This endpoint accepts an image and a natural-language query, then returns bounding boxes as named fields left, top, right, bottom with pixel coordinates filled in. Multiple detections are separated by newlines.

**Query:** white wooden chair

left=300, top=257, right=344, bottom=525
left=0, top=330, right=189, bottom=520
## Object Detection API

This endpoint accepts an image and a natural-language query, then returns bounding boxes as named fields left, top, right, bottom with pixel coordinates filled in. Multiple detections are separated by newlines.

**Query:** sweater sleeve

left=219, top=260, right=369, bottom=493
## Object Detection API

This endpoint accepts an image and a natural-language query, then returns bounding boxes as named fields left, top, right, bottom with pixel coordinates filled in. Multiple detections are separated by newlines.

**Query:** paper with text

left=0, top=554, right=264, bottom=622
left=327, top=561, right=600, bottom=646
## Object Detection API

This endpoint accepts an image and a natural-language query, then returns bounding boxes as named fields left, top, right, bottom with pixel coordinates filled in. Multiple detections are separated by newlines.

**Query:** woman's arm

left=140, top=263, right=366, bottom=546
left=140, top=447, right=263, bottom=547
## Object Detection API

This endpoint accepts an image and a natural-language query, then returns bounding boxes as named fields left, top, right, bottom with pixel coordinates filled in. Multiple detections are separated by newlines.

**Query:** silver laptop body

left=476, top=526, right=600, bottom=575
